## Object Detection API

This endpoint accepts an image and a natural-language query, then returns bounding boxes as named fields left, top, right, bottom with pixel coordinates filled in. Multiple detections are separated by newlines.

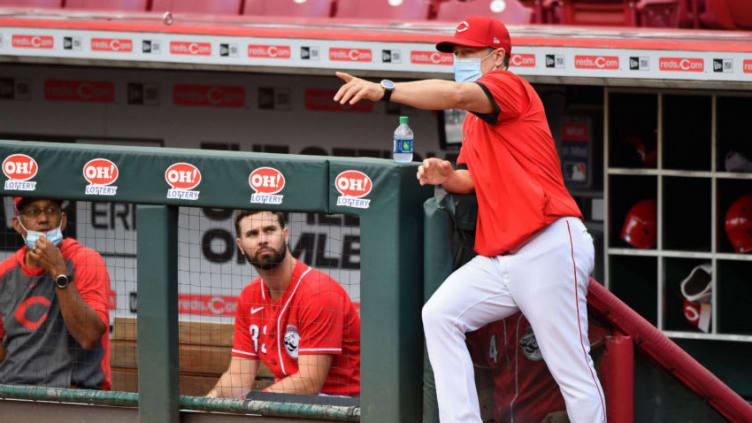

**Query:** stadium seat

left=636, top=0, right=680, bottom=27
left=698, top=0, right=750, bottom=29
left=333, top=0, right=434, bottom=20
left=725, top=0, right=752, bottom=29
left=242, top=0, right=334, bottom=18
left=64, top=0, right=148, bottom=11
left=434, top=0, right=534, bottom=24
left=562, top=0, right=638, bottom=26
left=0, top=0, right=62, bottom=7
left=150, top=0, right=243, bottom=15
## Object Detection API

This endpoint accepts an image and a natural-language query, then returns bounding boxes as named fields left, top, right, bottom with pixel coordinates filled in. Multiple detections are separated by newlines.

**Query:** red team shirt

left=232, top=260, right=360, bottom=396
left=457, top=70, right=582, bottom=256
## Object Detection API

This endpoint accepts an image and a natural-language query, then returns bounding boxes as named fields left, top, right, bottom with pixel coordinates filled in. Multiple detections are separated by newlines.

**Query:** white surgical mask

left=18, top=219, right=64, bottom=250
left=453, top=51, right=495, bottom=82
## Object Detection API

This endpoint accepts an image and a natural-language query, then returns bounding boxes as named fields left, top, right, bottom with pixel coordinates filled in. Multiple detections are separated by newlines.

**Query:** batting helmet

left=621, top=198, right=657, bottom=249
left=725, top=193, right=752, bottom=254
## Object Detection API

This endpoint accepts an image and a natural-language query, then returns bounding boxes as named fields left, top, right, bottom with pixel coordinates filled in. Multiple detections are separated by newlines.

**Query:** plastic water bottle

left=393, top=116, right=414, bottom=163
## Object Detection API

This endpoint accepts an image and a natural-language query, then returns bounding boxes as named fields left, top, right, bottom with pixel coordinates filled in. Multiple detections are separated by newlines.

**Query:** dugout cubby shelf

left=605, top=89, right=752, bottom=343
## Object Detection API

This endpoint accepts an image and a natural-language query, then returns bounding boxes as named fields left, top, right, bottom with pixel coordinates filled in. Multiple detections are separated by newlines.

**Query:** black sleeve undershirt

left=470, top=82, right=501, bottom=126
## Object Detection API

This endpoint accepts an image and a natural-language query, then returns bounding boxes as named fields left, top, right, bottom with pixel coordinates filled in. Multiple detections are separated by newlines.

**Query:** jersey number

left=489, top=334, right=498, bottom=364
left=249, top=324, right=267, bottom=354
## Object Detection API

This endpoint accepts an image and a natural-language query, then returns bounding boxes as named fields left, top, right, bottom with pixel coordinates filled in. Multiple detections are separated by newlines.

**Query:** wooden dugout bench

left=110, top=317, right=274, bottom=395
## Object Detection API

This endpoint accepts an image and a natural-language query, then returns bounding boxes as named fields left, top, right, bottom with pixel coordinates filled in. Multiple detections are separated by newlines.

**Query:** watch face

left=381, top=79, right=395, bottom=89
left=56, top=275, right=69, bottom=288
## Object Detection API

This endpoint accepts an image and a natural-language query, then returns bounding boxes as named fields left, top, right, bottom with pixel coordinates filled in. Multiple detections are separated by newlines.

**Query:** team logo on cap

left=335, top=170, right=372, bottom=209
left=456, top=21, right=469, bottom=32
left=165, top=162, right=201, bottom=200
left=3, top=153, right=38, bottom=191
left=83, top=158, right=119, bottom=196
left=249, top=167, right=285, bottom=205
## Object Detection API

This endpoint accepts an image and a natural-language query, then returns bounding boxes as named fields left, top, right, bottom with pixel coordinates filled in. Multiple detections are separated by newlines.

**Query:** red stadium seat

left=434, top=0, right=534, bottom=24
left=333, top=0, right=433, bottom=20
left=150, top=0, right=243, bottom=15
left=242, top=0, right=334, bottom=18
left=64, top=0, right=148, bottom=11
left=698, top=0, right=736, bottom=29
left=563, top=0, right=638, bottom=26
left=725, top=0, right=752, bottom=29
left=0, top=0, right=62, bottom=7
left=636, top=0, right=680, bottom=27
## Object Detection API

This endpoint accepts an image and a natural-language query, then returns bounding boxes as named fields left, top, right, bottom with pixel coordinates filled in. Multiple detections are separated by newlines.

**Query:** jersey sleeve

left=476, top=71, right=526, bottom=123
left=73, top=249, right=110, bottom=325
left=232, top=286, right=258, bottom=359
left=296, top=282, right=347, bottom=355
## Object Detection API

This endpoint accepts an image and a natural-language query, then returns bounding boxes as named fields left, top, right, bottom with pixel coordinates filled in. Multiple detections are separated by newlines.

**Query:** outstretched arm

left=333, top=72, right=494, bottom=114
left=417, top=158, right=474, bottom=194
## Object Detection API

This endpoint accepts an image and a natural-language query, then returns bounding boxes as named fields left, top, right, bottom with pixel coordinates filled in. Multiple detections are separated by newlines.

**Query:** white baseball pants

left=422, top=217, right=606, bottom=423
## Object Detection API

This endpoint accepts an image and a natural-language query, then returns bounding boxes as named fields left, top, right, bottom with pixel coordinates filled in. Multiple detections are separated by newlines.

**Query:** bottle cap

left=399, top=116, right=408, bottom=124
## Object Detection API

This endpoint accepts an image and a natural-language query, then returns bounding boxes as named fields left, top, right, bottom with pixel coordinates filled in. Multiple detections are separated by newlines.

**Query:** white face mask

left=18, top=219, right=64, bottom=250
left=453, top=51, right=495, bottom=82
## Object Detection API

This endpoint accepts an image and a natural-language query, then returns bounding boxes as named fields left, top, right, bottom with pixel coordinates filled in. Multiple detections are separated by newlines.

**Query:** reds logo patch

left=165, top=162, right=201, bottom=200
left=249, top=167, right=285, bottom=205
left=284, top=324, right=300, bottom=359
left=83, top=158, right=119, bottom=196
left=3, top=153, right=38, bottom=191
left=520, top=326, right=543, bottom=361
left=335, top=170, right=372, bottom=209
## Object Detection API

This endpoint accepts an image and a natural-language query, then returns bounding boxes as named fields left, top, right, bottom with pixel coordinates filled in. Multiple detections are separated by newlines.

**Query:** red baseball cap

left=436, top=16, right=512, bottom=55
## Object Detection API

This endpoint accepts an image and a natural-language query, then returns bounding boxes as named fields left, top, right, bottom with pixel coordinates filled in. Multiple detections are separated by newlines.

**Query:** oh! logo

left=3, top=153, right=38, bottom=191
left=249, top=167, right=285, bottom=205
left=83, top=158, right=119, bottom=196
left=165, top=162, right=201, bottom=200
left=335, top=170, right=372, bottom=209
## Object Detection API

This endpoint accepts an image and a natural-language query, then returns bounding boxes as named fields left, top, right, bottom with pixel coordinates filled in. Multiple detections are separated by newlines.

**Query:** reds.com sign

left=170, top=41, right=211, bottom=56
left=173, top=85, right=245, bottom=107
left=3, top=154, right=37, bottom=181
left=178, top=294, right=238, bottom=317
left=91, top=38, right=133, bottom=52
left=411, top=51, right=453, bottom=65
left=574, top=55, right=619, bottom=70
left=44, top=80, right=115, bottom=103
left=659, top=57, right=704, bottom=72
left=329, top=48, right=372, bottom=62
left=12, top=35, right=53, bottom=49
left=744, top=60, right=752, bottom=73
left=248, top=45, right=291, bottom=59
left=510, top=53, right=536, bottom=68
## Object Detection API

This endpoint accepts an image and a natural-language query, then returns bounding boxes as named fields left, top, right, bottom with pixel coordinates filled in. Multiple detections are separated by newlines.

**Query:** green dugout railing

left=0, top=140, right=432, bottom=423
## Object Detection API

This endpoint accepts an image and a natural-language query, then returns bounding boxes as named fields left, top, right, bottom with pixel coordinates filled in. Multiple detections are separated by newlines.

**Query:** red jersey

left=232, top=260, right=360, bottom=396
left=467, top=314, right=565, bottom=423
left=0, top=238, right=111, bottom=390
left=457, top=70, right=582, bottom=256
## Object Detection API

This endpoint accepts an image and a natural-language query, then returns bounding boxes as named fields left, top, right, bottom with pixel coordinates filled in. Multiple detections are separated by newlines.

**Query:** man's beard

left=247, top=241, right=287, bottom=270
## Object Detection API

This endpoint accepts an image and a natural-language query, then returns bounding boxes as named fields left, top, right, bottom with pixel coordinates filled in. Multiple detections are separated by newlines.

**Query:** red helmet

left=621, top=198, right=657, bottom=249
left=725, top=193, right=752, bottom=254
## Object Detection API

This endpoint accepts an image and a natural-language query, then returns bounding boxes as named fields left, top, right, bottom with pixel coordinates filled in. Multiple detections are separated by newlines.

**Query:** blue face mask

left=453, top=51, right=495, bottom=82
left=18, top=220, right=64, bottom=250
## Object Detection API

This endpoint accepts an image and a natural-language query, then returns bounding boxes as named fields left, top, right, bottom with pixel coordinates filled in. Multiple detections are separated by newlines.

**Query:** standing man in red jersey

left=208, top=210, right=360, bottom=398
left=0, top=197, right=111, bottom=390
left=334, top=15, right=605, bottom=423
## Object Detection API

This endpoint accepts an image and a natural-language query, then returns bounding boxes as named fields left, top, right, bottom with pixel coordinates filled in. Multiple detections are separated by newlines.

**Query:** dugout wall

left=0, top=140, right=432, bottom=423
